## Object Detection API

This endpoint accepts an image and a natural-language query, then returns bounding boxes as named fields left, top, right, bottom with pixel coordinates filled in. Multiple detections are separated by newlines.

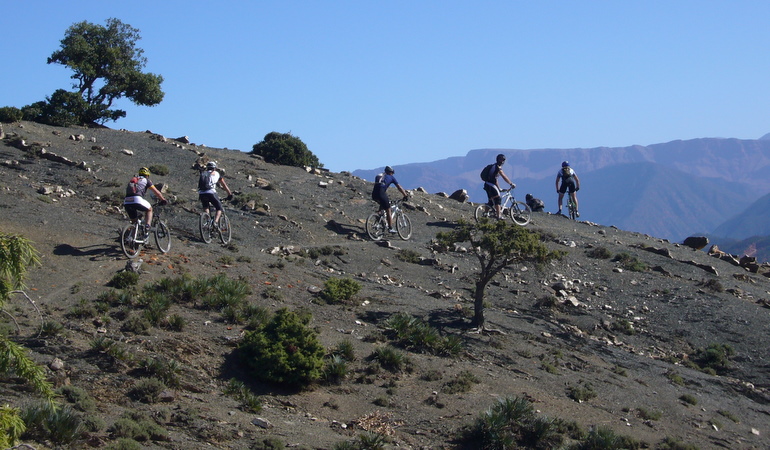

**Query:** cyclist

left=198, top=161, right=233, bottom=229
left=371, top=165, right=409, bottom=234
left=481, top=154, right=515, bottom=219
left=555, top=161, right=580, bottom=217
left=123, top=167, right=168, bottom=236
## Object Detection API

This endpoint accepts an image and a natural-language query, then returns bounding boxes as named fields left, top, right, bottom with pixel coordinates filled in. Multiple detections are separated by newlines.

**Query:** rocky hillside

left=1, top=121, right=769, bottom=449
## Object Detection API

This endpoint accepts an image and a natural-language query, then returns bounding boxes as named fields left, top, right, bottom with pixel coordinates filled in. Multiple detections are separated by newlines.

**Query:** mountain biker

left=482, top=154, right=515, bottom=219
left=198, top=161, right=233, bottom=229
left=124, top=167, right=168, bottom=236
left=371, top=166, right=409, bottom=234
left=555, top=161, right=580, bottom=217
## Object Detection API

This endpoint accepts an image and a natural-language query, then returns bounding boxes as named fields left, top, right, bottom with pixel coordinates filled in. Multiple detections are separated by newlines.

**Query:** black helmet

left=562, top=161, right=570, bottom=167
left=384, top=166, right=394, bottom=174
left=206, top=161, right=217, bottom=170
left=496, top=154, right=506, bottom=163
left=525, top=193, right=533, bottom=201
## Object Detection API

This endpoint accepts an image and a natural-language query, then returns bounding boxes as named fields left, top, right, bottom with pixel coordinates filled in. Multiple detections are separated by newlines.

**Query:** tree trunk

left=473, top=279, right=487, bottom=328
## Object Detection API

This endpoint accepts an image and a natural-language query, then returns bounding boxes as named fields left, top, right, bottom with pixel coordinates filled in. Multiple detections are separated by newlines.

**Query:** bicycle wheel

left=366, top=213, right=384, bottom=241
left=474, top=204, right=493, bottom=222
left=154, top=220, right=171, bottom=253
left=509, top=201, right=532, bottom=226
left=120, top=223, right=142, bottom=258
left=568, top=201, right=577, bottom=220
left=218, top=213, right=232, bottom=245
left=396, top=213, right=412, bottom=240
left=199, top=213, right=213, bottom=243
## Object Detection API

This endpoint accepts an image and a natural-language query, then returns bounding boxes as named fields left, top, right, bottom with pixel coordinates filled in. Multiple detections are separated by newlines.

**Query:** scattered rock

left=682, top=236, right=708, bottom=250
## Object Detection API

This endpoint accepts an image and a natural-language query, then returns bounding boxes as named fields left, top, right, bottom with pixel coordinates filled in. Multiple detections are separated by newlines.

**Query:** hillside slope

left=1, top=121, right=769, bottom=449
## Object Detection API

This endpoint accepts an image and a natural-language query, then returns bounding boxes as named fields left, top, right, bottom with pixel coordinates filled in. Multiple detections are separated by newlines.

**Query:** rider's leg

left=385, top=207, right=394, bottom=229
left=557, top=192, right=565, bottom=211
left=145, top=207, right=154, bottom=230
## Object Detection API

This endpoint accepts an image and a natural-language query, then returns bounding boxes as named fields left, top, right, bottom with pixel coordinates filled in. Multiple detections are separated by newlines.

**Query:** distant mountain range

left=353, top=137, right=770, bottom=258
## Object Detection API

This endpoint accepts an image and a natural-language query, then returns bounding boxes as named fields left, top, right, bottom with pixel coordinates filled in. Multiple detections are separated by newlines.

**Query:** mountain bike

left=200, top=208, right=232, bottom=244
left=567, top=196, right=578, bottom=220
left=120, top=203, right=171, bottom=258
left=474, top=188, right=531, bottom=226
left=366, top=199, right=412, bottom=241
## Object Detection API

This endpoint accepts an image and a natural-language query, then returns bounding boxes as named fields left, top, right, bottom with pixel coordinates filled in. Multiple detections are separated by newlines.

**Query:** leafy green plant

left=370, top=346, right=409, bottom=373
left=323, top=355, right=349, bottom=384
left=0, top=106, right=23, bottom=123
left=611, top=319, right=636, bottom=335
left=58, top=386, right=96, bottom=412
left=330, top=339, right=356, bottom=361
left=128, top=377, right=166, bottom=403
left=238, top=308, right=326, bottom=388
left=109, top=411, right=168, bottom=442
left=665, top=369, right=685, bottom=386
left=148, top=164, right=169, bottom=176
left=395, top=249, right=421, bottom=264
left=612, top=252, right=648, bottom=272
left=251, top=131, right=322, bottom=168
left=461, top=396, right=563, bottom=449
left=383, top=312, right=462, bottom=356
left=224, top=379, right=262, bottom=413
left=567, top=382, right=597, bottom=403
left=679, top=394, right=698, bottom=405
left=20, top=401, right=83, bottom=445
left=718, top=409, right=739, bottom=423
left=586, top=246, right=612, bottom=259
left=319, top=277, right=361, bottom=304
left=441, top=370, right=479, bottom=394
left=636, top=407, right=662, bottom=421
left=692, top=343, right=734, bottom=374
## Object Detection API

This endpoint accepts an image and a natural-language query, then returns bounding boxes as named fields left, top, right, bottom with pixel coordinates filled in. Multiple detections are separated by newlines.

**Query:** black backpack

left=198, top=170, right=215, bottom=191
left=480, top=164, right=495, bottom=182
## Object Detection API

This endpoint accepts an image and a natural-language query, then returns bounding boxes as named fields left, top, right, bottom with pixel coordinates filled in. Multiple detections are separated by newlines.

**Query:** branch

left=9, top=290, right=44, bottom=337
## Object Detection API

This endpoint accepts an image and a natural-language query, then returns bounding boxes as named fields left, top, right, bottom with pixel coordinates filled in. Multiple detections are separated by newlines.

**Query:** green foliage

left=238, top=308, right=326, bottom=387
left=440, top=370, right=479, bottom=394
left=0, top=405, right=25, bottom=448
left=370, top=346, right=409, bottom=373
left=383, top=312, right=463, bottom=356
left=395, top=249, right=422, bottom=264
left=567, top=382, right=597, bottom=402
left=0, top=106, right=23, bottom=123
left=636, top=407, right=662, bottom=421
left=251, top=131, right=322, bottom=168
left=109, top=411, right=167, bottom=442
left=0, top=233, right=41, bottom=305
left=574, top=426, right=642, bottom=450
left=679, top=394, right=698, bottom=405
left=148, top=164, right=169, bottom=176
left=224, top=379, right=263, bottom=413
left=58, top=385, right=96, bottom=412
left=108, top=271, right=139, bottom=289
left=586, top=246, right=612, bottom=259
left=46, top=18, right=164, bottom=125
left=692, top=343, right=734, bottom=374
left=23, top=89, right=97, bottom=126
left=319, top=277, right=361, bottom=304
left=21, top=401, right=83, bottom=445
left=334, top=432, right=389, bottom=450
left=128, top=377, right=167, bottom=403
left=658, top=436, right=699, bottom=450
left=462, top=396, right=564, bottom=449
left=612, top=252, right=648, bottom=272
left=435, top=219, right=560, bottom=328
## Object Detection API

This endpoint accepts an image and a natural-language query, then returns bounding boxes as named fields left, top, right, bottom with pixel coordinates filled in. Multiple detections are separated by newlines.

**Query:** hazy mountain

left=353, top=137, right=770, bottom=241
left=712, top=192, right=770, bottom=239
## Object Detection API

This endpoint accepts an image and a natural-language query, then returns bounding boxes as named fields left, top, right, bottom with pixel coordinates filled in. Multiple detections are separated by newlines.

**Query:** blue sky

left=3, top=1, right=770, bottom=172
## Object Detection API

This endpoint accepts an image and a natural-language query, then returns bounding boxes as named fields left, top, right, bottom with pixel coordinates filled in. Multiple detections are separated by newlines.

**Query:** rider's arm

left=149, top=185, right=166, bottom=203
left=218, top=177, right=233, bottom=197
left=573, top=174, right=580, bottom=190
left=555, top=175, right=561, bottom=193
left=500, top=170, right=514, bottom=187
left=396, top=184, right=408, bottom=199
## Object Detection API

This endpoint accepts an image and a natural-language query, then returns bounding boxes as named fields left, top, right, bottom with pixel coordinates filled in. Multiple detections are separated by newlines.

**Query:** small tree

left=435, top=220, right=560, bottom=330
left=45, top=18, right=164, bottom=124
left=0, top=233, right=56, bottom=447
left=251, top=132, right=322, bottom=168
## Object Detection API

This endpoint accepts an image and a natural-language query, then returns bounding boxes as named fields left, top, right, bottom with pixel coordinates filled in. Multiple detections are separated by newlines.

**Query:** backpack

left=480, top=164, right=496, bottom=182
left=561, top=166, right=573, bottom=179
left=126, top=177, right=140, bottom=196
left=198, top=170, right=215, bottom=191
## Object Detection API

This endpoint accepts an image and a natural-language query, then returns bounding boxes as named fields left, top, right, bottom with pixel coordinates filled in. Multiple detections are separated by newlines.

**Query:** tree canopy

left=45, top=18, right=164, bottom=124
left=435, top=220, right=561, bottom=329
left=251, top=132, right=322, bottom=168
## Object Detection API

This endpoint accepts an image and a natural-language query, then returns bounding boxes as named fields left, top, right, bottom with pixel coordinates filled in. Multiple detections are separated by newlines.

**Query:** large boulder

left=683, top=236, right=709, bottom=250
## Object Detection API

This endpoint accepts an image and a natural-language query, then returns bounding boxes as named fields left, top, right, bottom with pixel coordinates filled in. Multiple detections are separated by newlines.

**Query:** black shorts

left=124, top=203, right=149, bottom=220
left=372, top=191, right=390, bottom=210
left=559, top=178, right=577, bottom=194
left=199, top=193, right=223, bottom=212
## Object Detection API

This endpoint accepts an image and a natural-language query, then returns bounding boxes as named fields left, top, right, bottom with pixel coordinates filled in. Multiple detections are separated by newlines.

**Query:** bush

left=251, top=131, right=322, bottom=168
left=108, top=271, right=139, bottom=289
left=692, top=343, right=734, bottom=374
left=0, top=106, right=23, bottom=123
left=319, top=277, right=361, bottom=304
left=128, top=377, right=166, bottom=403
left=148, top=164, right=169, bottom=176
left=238, top=308, right=326, bottom=388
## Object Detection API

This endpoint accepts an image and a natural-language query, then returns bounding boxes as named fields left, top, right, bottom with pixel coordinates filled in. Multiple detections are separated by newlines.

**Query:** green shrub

left=319, top=277, right=361, bottom=304
left=636, top=407, right=662, bottom=421
left=586, top=246, right=612, bottom=259
left=109, top=411, right=167, bottom=442
left=370, top=346, right=409, bottom=372
left=567, top=382, right=597, bottom=402
left=396, top=249, right=421, bottom=264
left=383, top=312, right=463, bottom=356
left=129, top=377, right=166, bottom=403
left=330, top=339, right=356, bottom=361
left=692, top=343, right=734, bottom=374
left=238, top=308, right=326, bottom=387
left=679, top=394, right=698, bottom=405
left=251, top=131, right=322, bottom=168
left=440, top=370, right=479, bottom=394
left=461, top=396, right=561, bottom=449
left=224, top=379, right=262, bottom=413
left=58, top=386, right=96, bottom=412
left=148, top=164, right=169, bottom=176
left=0, top=106, right=23, bottom=123
left=106, top=438, right=142, bottom=450
left=718, top=409, right=739, bottom=423
left=613, top=252, right=648, bottom=272
left=108, top=271, right=139, bottom=289
left=323, top=355, right=349, bottom=384
left=20, top=401, right=83, bottom=445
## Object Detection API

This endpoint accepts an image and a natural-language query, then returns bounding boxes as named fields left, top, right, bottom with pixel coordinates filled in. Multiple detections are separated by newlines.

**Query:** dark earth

left=1, top=121, right=769, bottom=449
